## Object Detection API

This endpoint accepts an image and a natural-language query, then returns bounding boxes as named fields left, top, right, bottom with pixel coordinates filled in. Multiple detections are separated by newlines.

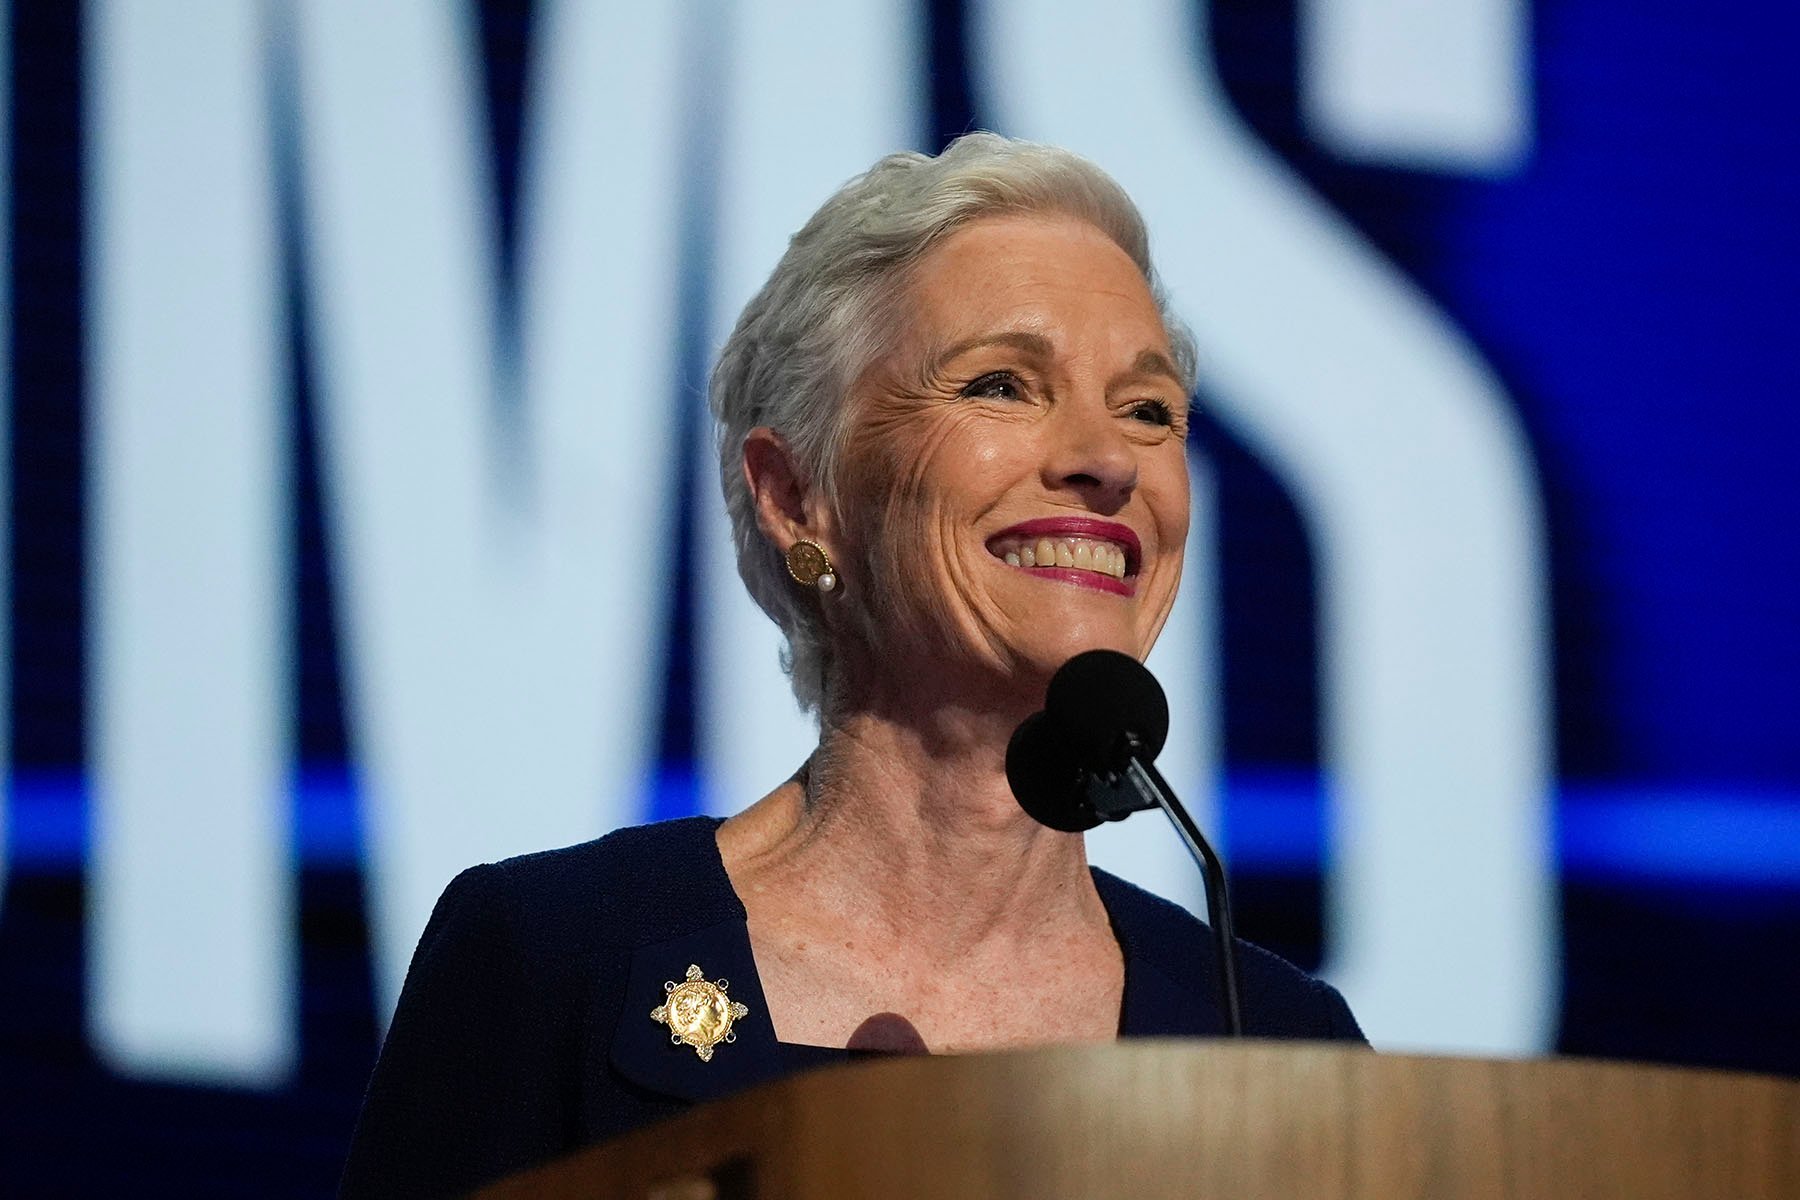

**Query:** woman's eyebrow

left=930, top=329, right=1055, bottom=370
left=1117, top=348, right=1184, bottom=386
left=925, top=334, right=1182, bottom=390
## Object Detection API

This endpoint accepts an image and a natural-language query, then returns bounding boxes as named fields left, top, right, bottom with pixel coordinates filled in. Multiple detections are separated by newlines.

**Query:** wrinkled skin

left=753, top=213, right=1191, bottom=720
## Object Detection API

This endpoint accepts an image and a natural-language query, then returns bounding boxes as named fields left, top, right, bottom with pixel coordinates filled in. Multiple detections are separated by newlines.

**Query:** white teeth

left=996, top=534, right=1132, bottom=579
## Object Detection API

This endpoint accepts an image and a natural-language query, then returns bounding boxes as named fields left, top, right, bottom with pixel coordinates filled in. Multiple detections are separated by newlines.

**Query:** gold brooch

left=651, top=964, right=750, bottom=1062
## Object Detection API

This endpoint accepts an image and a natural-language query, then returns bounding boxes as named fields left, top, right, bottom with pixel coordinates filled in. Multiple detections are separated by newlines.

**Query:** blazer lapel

left=1094, top=869, right=1225, bottom=1038
left=1118, top=946, right=1224, bottom=1037
left=606, top=916, right=789, bottom=1104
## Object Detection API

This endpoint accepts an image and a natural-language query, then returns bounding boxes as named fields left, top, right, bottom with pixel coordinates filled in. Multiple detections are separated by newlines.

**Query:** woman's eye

left=962, top=371, right=1025, bottom=401
left=1128, top=398, right=1176, bottom=427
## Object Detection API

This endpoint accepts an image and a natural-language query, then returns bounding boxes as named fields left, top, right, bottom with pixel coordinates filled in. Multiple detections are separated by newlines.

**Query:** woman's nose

left=1042, top=398, right=1138, bottom=512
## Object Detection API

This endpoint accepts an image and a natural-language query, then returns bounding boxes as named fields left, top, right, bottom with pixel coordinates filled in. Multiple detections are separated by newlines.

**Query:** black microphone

left=1006, top=649, right=1245, bottom=1037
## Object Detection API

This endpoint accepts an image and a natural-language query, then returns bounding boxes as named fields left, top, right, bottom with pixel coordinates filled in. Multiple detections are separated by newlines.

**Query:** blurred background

left=1, top=0, right=1796, bottom=1194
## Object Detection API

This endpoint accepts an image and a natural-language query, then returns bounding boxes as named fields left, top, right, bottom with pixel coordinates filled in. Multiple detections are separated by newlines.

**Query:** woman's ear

left=742, top=427, right=825, bottom=549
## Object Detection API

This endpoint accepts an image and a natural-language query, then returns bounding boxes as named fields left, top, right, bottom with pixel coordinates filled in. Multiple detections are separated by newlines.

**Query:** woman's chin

left=1008, top=631, right=1143, bottom=689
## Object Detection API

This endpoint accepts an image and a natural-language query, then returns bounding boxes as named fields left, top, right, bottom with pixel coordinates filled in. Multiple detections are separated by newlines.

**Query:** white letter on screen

left=87, top=0, right=293, bottom=1083
left=289, top=0, right=687, bottom=1019
left=976, top=0, right=1558, bottom=1053
left=1300, top=0, right=1531, bottom=173
left=695, top=0, right=924, bottom=815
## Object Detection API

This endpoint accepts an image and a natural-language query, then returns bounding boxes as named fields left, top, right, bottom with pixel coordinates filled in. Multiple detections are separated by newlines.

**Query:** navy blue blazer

left=339, top=816, right=1362, bottom=1198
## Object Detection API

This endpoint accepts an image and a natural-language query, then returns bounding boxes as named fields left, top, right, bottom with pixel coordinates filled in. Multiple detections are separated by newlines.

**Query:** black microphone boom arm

left=1117, top=736, right=1244, bottom=1037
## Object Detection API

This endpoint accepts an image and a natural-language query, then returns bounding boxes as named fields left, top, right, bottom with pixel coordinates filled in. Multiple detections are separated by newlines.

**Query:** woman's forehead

left=896, top=215, right=1171, bottom=365
left=910, top=212, right=1143, bottom=291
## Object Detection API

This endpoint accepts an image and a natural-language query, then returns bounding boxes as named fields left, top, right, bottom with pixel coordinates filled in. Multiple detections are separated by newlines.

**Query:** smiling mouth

left=990, top=534, right=1131, bottom=580
left=984, top=520, right=1141, bottom=597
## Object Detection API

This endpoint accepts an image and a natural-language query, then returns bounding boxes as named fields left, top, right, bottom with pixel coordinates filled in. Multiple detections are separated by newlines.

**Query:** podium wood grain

left=475, top=1041, right=1800, bottom=1199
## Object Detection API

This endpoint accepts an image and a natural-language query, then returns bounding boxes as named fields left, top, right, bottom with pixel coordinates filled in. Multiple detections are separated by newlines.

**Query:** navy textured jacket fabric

left=338, top=816, right=1363, bottom=1198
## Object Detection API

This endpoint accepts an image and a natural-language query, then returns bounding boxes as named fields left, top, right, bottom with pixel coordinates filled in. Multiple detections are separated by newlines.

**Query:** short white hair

left=709, top=132, right=1196, bottom=713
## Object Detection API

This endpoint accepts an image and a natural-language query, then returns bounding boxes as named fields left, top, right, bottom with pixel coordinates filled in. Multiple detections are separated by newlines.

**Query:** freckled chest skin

left=726, top=214, right=1190, bottom=1053
left=730, top=780, right=1131, bottom=1053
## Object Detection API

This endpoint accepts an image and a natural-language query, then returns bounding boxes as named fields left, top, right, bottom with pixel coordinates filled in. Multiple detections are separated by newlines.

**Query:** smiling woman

left=714, top=137, right=1200, bottom=717
left=338, top=133, right=1363, bottom=1199
left=837, top=216, right=1191, bottom=673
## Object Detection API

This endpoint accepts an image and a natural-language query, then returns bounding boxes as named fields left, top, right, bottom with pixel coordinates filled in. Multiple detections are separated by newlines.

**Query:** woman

left=339, top=133, right=1361, bottom=1199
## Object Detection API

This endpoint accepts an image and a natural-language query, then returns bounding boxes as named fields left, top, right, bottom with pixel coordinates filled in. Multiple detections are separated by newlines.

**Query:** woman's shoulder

left=342, top=817, right=731, bottom=1197
left=1091, top=868, right=1366, bottom=1042
left=448, top=815, right=737, bottom=952
left=479, top=814, right=728, bottom=895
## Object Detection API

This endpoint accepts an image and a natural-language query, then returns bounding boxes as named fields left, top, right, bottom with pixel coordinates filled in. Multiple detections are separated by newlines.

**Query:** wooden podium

left=475, top=1041, right=1800, bottom=1199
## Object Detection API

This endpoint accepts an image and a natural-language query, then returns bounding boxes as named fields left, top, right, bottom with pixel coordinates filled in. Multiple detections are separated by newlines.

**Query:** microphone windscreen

left=1005, top=711, right=1101, bottom=832
left=1042, top=649, right=1169, bottom=763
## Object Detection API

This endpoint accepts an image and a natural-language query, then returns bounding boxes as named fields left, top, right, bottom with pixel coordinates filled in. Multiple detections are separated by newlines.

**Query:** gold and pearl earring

left=785, top=539, right=838, bottom=593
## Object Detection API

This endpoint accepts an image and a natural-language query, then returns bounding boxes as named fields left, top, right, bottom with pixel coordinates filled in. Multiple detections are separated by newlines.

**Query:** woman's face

left=832, top=213, right=1190, bottom=702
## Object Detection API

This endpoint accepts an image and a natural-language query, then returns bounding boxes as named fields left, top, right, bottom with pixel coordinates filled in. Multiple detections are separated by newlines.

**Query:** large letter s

left=976, top=0, right=1557, bottom=1053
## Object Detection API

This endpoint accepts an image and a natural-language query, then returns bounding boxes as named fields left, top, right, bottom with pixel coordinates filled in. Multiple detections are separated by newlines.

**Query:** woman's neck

left=719, top=696, right=1105, bottom=960
left=717, top=682, right=1128, bottom=1050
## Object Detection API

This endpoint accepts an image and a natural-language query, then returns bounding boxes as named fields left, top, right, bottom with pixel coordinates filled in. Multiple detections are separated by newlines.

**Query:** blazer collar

left=1096, top=868, right=1224, bottom=1038
left=1114, top=922, right=1223, bottom=1037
